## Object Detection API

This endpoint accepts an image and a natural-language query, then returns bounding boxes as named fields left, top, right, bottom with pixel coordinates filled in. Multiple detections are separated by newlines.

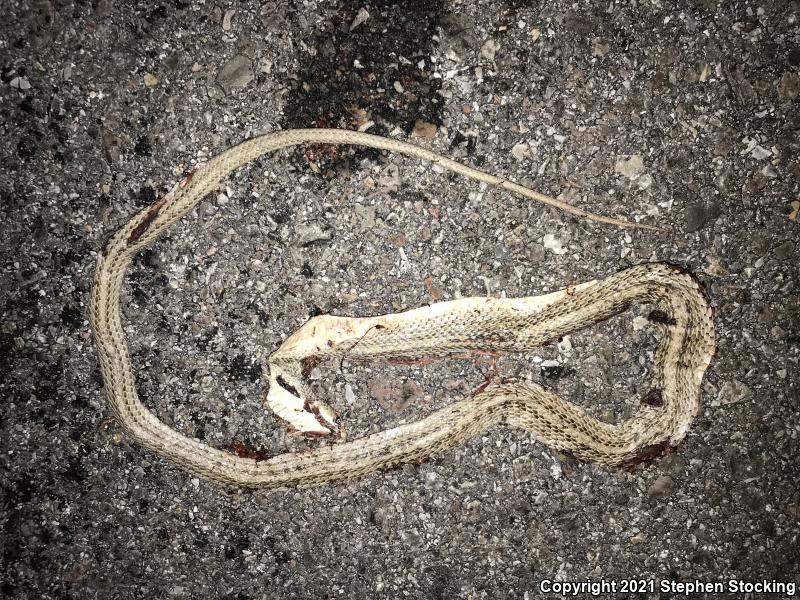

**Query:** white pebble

left=542, top=233, right=568, bottom=255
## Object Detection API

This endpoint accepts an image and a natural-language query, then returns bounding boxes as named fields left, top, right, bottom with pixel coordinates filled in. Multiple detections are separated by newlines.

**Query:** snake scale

left=90, top=128, right=715, bottom=488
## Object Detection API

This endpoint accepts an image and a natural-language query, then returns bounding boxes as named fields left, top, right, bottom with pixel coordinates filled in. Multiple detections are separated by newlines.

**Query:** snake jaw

left=266, top=371, right=340, bottom=437
left=309, top=400, right=340, bottom=434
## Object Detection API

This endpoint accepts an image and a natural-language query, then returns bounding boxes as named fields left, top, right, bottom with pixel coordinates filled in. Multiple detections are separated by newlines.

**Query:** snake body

left=90, top=129, right=715, bottom=488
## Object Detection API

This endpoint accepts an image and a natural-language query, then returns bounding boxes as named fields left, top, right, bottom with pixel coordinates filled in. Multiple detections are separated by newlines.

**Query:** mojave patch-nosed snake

left=90, top=128, right=715, bottom=488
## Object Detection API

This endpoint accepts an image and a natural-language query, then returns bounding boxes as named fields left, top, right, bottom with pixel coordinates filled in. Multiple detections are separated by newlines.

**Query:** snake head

left=266, top=370, right=340, bottom=438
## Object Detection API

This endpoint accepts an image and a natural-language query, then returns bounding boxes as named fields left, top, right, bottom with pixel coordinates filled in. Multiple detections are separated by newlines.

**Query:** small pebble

left=411, top=119, right=437, bottom=139
left=525, top=243, right=546, bottom=263
left=222, top=8, right=235, bottom=31
left=480, top=38, right=500, bottom=61
left=774, top=241, right=795, bottom=260
left=354, top=204, right=376, bottom=229
left=713, top=380, right=752, bottom=406
left=750, top=145, right=771, bottom=160
left=350, top=7, right=370, bottom=31
left=684, top=204, right=708, bottom=232
left=102, top=130, right=121, bottom=163
left=294, top=222, right=332, bottom=246
left=591, top=37, right=610, bottom=57
left=511, top=143, right=529, bottom=162
left=789, top=201, right=799, bottom=222
left=647, top=475, right=675, bottom=499
left=217, top=55, right=253, bottom=94
left=778, top=71, right=800, bottom=100
left=344, top=384, right=356, bottom=405
left=542, top=233, right=568, bottom=255
left=615, top=155, right=644, bottom=178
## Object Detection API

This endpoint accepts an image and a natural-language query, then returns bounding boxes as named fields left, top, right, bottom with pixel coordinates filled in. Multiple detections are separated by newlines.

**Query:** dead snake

left=90, top=129, right=715, bottom=488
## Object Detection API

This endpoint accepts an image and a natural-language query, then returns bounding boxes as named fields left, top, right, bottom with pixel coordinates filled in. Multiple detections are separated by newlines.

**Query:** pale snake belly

left=89, top=128, right=715, bottom=488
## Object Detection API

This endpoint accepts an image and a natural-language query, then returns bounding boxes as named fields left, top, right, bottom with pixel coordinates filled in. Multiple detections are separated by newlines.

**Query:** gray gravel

left=1, top=1, right=798, bottom=599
